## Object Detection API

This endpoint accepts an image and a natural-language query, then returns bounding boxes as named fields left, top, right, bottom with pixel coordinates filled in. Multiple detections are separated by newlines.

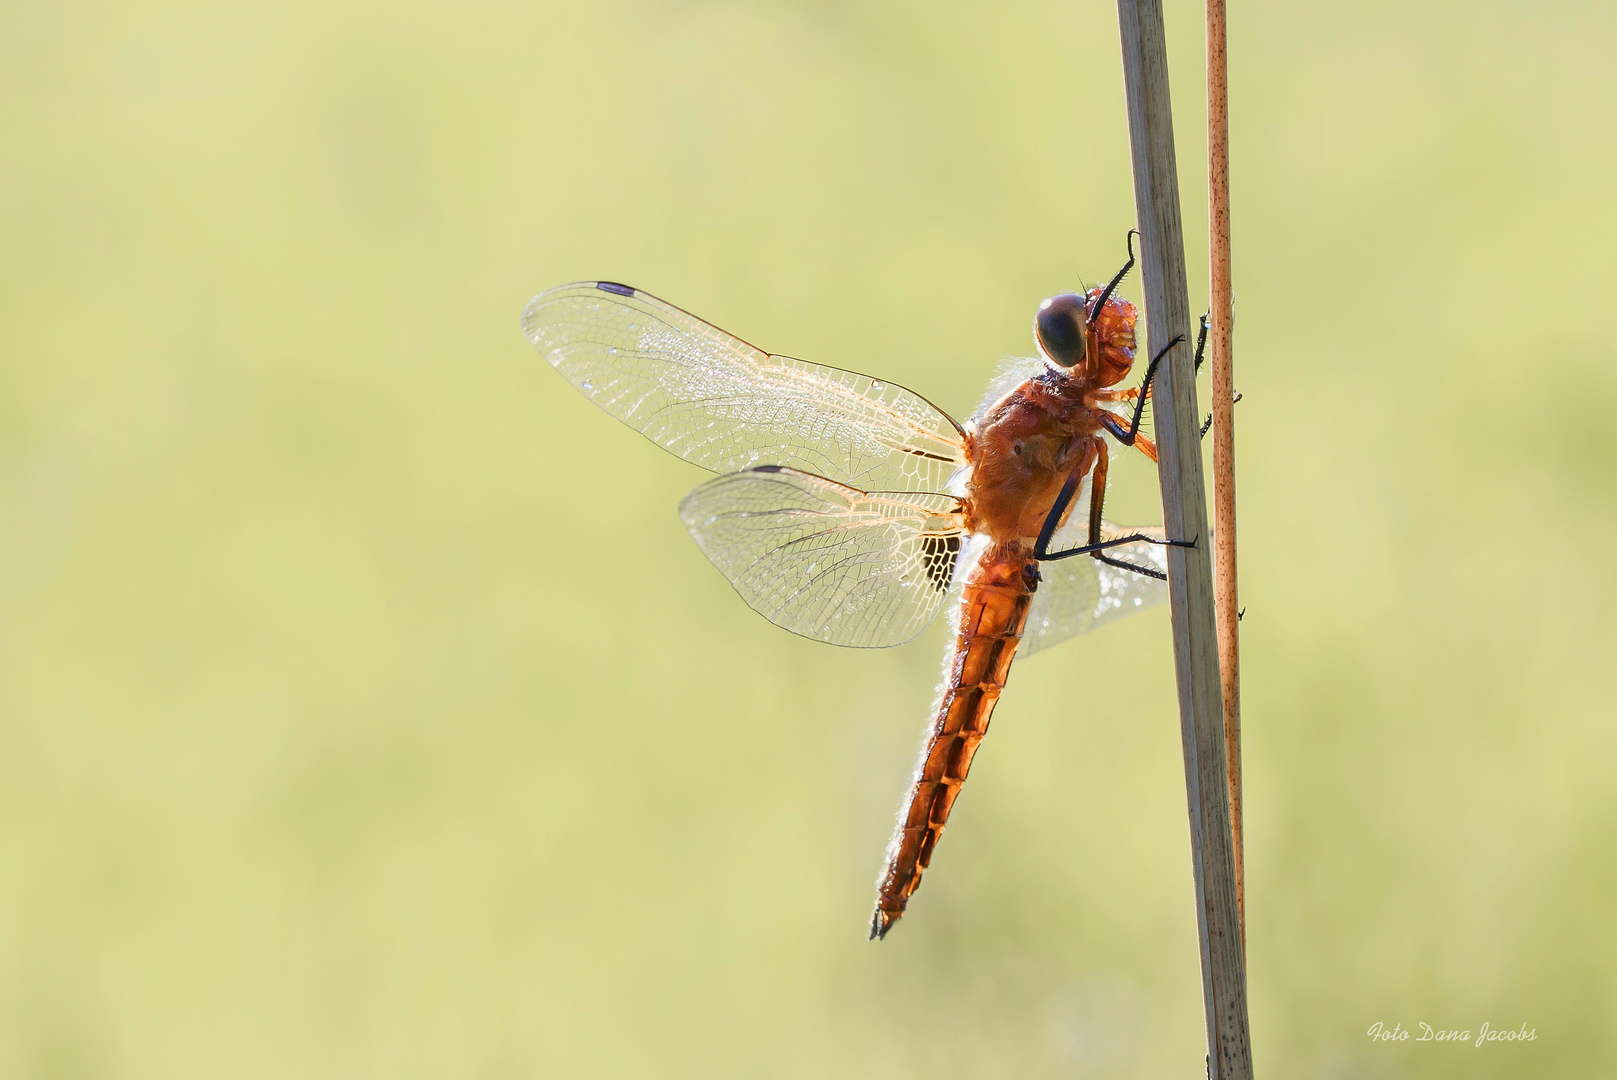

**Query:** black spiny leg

left=1032, top=440, right=1194, bottom=580
left=1087, top=229, right=1140, bottom=328
left=1082, top=438, right=1170, bottom=579
left=1099, top=333, right=1186, bottom=452
left=1193, top=313, right=1243, bottom=439
left=1195, top=312, right=1213, bottom=438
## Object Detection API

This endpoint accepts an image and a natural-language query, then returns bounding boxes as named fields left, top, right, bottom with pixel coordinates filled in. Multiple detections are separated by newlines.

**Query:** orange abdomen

left=870, top=543, right=1038, bottom=939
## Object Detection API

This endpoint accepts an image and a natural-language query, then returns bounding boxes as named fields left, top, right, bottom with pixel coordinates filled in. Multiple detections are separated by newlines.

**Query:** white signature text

left=1367, top=1021, right=1537, bottom=1047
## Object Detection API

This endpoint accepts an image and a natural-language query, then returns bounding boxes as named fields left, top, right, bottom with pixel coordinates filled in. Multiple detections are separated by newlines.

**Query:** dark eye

left=1035, top=294, right=1088, bottom=368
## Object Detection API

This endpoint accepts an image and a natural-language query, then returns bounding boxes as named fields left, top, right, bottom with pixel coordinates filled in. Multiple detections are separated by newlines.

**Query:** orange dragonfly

left=523, top=237, right=1197, bottom=939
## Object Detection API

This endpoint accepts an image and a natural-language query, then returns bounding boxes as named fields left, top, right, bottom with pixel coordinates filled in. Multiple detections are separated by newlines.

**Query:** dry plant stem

left=1206, top=0, right=1244, bottom=954
left=1116, top=1, right=1253, bottom=1077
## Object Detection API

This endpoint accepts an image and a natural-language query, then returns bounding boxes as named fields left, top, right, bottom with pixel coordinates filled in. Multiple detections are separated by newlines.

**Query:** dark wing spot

left=920, top=533, right=962, bottom=593
left=595, top=281, right=635, bottom=297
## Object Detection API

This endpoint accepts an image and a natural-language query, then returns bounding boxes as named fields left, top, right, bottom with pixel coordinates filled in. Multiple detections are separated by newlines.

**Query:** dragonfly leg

left=1094, top=333, right=1181, bottom=462
left=1083, top=440, right=1166, bottom=579
left=1033, top=440, right=1192, bottom=579
left=1086, top=437, right=1109, bottom=544
left=1033, top=440, right=1096, bottom=560
left=1087, top=229, right=1140, bottom=328
left=1097, top=410, right=1159, bottom=462
left=1118, top=334, right=1184, bottom=447
left=1195, top=312, right=1214, bottom=438
left=1193, top=314, right=1246, bottom=441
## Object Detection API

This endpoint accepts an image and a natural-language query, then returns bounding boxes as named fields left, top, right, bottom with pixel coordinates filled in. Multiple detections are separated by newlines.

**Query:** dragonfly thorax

left=965, top=376, right=1097, bottom=542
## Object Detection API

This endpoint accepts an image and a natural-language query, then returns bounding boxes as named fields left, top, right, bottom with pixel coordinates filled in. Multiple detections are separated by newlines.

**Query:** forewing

left=680, top=466, right=967, bottom=648
left=1020, top=509, right=1168, bottom=657
left=524, top=282, right=968, bottom=491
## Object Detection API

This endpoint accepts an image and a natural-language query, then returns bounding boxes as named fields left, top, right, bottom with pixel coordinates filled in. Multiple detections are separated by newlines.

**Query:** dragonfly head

left=1034, top=293, right=1091, bottom=370
left=1081, top=288, right=1139, bottom=387
left=1036, top=292, right=1137, bottom=386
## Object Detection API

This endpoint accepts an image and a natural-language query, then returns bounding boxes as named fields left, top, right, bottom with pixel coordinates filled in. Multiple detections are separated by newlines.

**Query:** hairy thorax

left=965, top=373, right=1100, bottom=541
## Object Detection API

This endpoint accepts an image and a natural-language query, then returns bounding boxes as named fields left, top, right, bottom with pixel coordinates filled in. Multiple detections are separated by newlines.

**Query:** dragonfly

left=522, top=235, right=1200, bottom=939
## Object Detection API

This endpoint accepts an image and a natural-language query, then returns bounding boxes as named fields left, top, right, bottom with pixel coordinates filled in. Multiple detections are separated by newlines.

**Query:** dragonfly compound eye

left=1034, top=294, right=1089, bottom=368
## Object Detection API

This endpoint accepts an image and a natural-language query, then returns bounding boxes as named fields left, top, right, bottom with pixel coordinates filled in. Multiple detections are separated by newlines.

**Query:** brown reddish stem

left=1116, top=1, right=1253, bottom=1077
left=1207, top=0, right=1244, bottom=955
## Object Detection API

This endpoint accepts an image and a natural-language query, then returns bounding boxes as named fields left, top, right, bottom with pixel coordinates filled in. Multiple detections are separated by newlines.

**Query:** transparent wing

left=1020, top=489, right=1169, bottom=657
left=524, top=282, right=968, bottom=492
left=679, top=466, right=967, bottom=648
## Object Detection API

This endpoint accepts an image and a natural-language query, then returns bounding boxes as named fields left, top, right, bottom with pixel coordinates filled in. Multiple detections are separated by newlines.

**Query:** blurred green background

left=3, top=0, right=1614, bottom=1076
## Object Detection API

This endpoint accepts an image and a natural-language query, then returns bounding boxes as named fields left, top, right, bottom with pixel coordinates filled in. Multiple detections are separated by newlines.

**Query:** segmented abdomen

left=870, top=542, right=1038, bottom=940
